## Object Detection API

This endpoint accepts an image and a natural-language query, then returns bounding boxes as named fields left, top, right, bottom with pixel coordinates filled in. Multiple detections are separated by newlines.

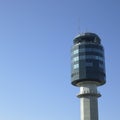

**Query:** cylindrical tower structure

left=71, top=32, right=106, bottom=120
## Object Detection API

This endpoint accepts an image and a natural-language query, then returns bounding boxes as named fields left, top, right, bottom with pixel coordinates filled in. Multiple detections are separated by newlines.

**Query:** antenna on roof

left=85, top=28, right=88, bottom=33
left=77, top=17, right=81, bottom=35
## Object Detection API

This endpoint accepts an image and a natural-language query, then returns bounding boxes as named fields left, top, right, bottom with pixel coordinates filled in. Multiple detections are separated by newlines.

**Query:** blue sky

left=0, top=0, right=120, bottom=120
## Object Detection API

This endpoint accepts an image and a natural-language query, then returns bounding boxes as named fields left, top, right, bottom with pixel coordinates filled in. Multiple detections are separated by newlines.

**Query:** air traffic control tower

left=71, top=32, right=106, bottom=120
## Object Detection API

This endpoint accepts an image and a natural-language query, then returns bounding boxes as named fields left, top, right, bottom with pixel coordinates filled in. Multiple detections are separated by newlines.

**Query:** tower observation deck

left=71, top=32, right=106, bottom=120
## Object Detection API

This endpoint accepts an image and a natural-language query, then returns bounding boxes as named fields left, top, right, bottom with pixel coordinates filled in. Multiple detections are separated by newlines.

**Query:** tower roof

left=74, top=32, right=101, bottom=45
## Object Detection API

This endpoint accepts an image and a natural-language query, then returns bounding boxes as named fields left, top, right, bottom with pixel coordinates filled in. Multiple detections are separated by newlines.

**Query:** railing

left=77, top=90, right=101, bottom=98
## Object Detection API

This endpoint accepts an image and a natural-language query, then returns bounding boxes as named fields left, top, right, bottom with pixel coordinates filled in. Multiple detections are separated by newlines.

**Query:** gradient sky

left=0, top=0, right=120, bottom=120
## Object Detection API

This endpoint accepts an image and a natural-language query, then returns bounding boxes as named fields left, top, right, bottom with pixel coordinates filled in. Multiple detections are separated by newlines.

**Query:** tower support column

left=77, top=83, right=101, bottom=120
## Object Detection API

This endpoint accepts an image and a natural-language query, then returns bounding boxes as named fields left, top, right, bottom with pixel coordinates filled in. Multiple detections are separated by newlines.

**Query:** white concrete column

left=77, top=83, right=101, bottom=120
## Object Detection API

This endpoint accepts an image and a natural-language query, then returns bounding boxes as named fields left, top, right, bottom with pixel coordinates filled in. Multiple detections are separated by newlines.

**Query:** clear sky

left=0, top=0, right=119, bottom=120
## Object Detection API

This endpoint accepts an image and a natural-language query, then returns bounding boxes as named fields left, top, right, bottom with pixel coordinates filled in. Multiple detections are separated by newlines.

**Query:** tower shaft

left=77, top=83, right=101, bottom=120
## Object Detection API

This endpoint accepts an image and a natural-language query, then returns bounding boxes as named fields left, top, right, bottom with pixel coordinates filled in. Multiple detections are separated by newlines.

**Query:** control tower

left=71, top=32, right=106, bottom=120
